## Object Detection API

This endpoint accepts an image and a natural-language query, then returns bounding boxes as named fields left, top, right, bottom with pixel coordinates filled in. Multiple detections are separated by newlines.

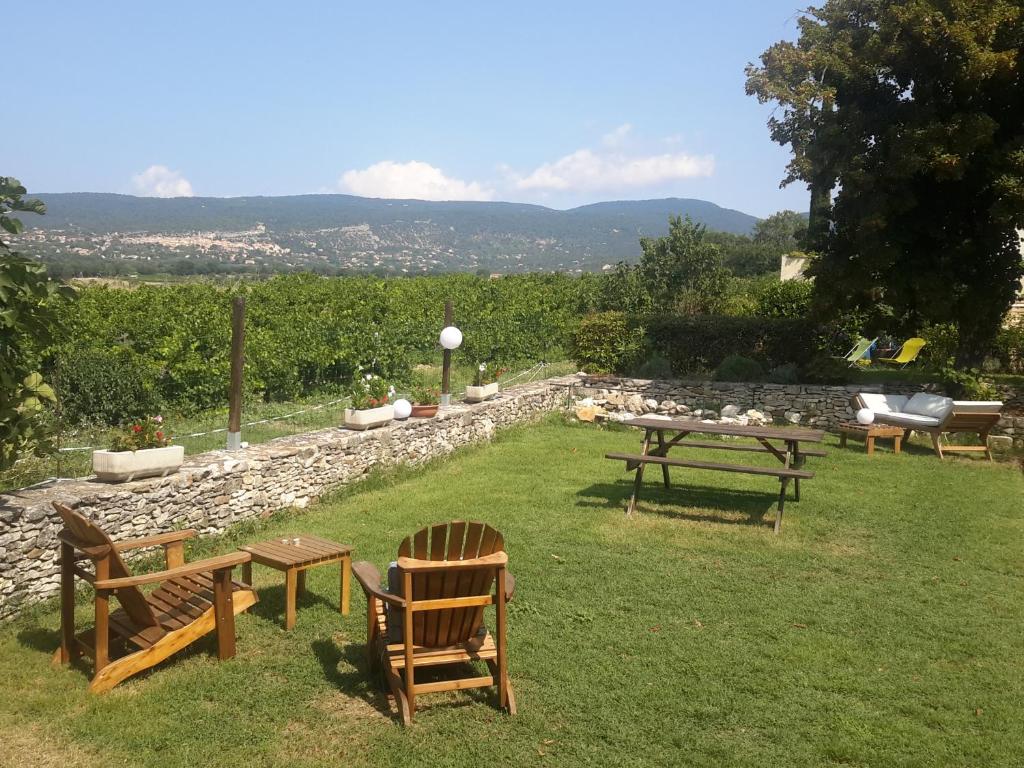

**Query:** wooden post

left=227, top=296, right=246, bottom=450
left=440, top=301, right=453, bottom=407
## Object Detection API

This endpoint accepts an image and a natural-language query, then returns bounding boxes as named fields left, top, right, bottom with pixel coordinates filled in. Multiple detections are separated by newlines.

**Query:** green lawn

left=2, top=418, right=1022, bottom=767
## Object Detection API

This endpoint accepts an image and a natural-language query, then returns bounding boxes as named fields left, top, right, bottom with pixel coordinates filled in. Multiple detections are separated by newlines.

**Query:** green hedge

left=646, top=315, right=818, bottom=375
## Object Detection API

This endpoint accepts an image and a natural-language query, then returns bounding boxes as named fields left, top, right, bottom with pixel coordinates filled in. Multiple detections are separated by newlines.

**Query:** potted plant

left=344, top=373, right=395, bottom=430
left=464, top=362, right=506, bottom=403
left=92, top=416, right=184, bottom=482
left=410, top=384, right=440, bottom=418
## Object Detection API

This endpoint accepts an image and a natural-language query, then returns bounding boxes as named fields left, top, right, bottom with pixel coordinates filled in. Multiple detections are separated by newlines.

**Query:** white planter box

left=92, top=445, right=185, bottom=483
left=344, top=404, right=394, bottom=430
left=464, top=382, right=499, bottom=403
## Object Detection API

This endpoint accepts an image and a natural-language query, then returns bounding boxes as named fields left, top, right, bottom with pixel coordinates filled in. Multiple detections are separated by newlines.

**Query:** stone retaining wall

left=0, top=377, right=574, bottom=621
left=572, top=377, right=1024, bottom=448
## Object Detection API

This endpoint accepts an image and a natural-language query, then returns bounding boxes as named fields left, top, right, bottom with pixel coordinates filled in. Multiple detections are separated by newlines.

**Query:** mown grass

left=1, top=418, right=1021, bottom=767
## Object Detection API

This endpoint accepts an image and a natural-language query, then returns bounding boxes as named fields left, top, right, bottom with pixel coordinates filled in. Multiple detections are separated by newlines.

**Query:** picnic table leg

left=626, top=429, right=653, bottom=517
left=656, top=430, right=671, bottom=489
left=791, top=441, right=802, bottom=502
left=775, top=478, right=789, bottom=534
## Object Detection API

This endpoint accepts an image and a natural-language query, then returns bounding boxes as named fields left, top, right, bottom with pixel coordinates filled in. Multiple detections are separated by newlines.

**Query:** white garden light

left=393, top=398, right=412, bottom=420
left=439, top=326, right=463, bottom=350
left=856, top=407, right=875, bottom=425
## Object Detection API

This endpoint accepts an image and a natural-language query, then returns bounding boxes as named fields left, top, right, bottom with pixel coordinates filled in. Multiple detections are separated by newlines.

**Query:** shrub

left=766, top=363, right=801, bottom=384
left=56, top=346, right=162, bottom=425
left=633, top=353, right=674, bottom=379
left=573, top=311, right=644, bottom=374
left=755, top=279, right=813, bottom=318
left=646, top=315, right=817, bottom=376
left=993, top=318, right=1024, bottom=374
left=714, top=355, right=766, bottom=382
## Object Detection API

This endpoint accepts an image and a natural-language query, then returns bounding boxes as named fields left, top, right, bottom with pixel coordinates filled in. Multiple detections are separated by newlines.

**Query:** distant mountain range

left=20, top=193, right=764, bottom=275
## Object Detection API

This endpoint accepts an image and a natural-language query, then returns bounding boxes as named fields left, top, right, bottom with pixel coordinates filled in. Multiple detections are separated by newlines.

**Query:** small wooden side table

left=239, top=535, right=352, bottom=630
left=838, top=422, right=904, bottom=455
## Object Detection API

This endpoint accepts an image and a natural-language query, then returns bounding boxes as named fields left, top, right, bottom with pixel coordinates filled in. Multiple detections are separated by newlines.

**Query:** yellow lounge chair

left=877, top=337, right=926, bottom=368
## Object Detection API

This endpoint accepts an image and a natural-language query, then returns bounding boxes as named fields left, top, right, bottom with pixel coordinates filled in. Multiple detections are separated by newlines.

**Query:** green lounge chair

left=837, top=336, right=876, bottom=367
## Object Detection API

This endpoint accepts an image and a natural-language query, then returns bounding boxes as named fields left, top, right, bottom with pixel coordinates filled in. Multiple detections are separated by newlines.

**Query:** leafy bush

left=57, top=346, right=161, bottom=426
left=766, top=363, right=801, bottom=384
left=633, top=353, right=674, bottom=379
left=993, top=318, right=1024, bottom=374
left=646, top=315, right=817, bottom=376
left=573, top=312, right=644, bottom=374
left=755, top=279, right=813, bottom=318
left=714, top=355, right=765, bottom=382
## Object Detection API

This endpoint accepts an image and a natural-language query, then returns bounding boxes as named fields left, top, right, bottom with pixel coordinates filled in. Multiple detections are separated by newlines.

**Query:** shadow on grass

left=248, top=583, right=340, bottom=628
left=312, top=638, right=499, bottom=724
left=577, top=480, right=781, bottom=528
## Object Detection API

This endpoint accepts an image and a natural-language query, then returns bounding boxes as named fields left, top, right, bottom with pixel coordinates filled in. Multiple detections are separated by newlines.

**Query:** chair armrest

left=95, top=551, right=250, bottom=590
left=352, top=561, right=405, bottom=607
left=113, top=529, right=197, bottom=552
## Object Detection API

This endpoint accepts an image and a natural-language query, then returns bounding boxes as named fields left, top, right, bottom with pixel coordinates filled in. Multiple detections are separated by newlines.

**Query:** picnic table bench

left=606, top=417, right=826, bottom=533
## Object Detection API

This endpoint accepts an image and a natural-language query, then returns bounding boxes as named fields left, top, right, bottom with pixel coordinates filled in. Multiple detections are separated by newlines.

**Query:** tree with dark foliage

left=747, top=0, right=1024, bottom=365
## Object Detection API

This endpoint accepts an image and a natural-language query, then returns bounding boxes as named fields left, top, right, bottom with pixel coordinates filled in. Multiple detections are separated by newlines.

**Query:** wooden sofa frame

left=853, top=395, right=1002, bottom=460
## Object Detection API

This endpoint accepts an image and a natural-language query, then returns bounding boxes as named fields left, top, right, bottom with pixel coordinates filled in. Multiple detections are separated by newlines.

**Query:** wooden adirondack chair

left=351, top=521, right=516, bottom=725
left=52, top=502, right=258, bottom=692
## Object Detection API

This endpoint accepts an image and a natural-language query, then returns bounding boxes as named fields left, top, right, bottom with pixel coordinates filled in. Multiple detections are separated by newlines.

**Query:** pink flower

left=153, top=415, right=163, bottom=423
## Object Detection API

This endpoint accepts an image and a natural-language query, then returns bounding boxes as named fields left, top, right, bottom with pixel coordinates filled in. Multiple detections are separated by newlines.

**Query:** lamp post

left=438, top=301, right=462, bottom=407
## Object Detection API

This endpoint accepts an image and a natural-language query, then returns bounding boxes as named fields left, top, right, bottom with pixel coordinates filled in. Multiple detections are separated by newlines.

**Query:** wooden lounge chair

left=52, top=502, right=257, bottom=692
left=352, top=521, right=515, bottom=725
left=877, top=337, right=926, bottom=367
left=854, top=393, right=1003, bottom=460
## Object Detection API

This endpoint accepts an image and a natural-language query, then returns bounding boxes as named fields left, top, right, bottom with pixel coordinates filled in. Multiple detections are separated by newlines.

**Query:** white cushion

left=951, top=401, right=1003, bottom=414
left=874, top=412, right=942, bottom=428
left=903, top=393, right=953, bottom=421
left=858, top=393, right=908, bottom=413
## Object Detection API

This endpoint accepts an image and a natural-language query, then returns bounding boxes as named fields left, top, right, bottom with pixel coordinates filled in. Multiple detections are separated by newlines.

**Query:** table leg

left=285, top=568, right=298, bottom=630
left=626, top=429, right=653, bottom=517
left=656, top=430, right=671, bottom=489
left=839, top=433, right=847, bottom=449
left=893, top=434, right=902, bottom=454
left=867, top=436, right=875, bottom=456
left=775, top=478, right=788, bottom=534
left=340, top=556, right=351, bottom=616
left=296, top=569, right=306, bottom=598
left=790, top=440, right=802, bottom=502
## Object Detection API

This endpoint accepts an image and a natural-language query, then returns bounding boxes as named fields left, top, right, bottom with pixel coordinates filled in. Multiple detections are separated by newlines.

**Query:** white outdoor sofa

left=853, top=392, right=1004, bottom=460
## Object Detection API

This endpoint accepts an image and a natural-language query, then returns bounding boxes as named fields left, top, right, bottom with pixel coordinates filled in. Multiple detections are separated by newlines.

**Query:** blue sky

left=7, top=1, right=808, bottom=217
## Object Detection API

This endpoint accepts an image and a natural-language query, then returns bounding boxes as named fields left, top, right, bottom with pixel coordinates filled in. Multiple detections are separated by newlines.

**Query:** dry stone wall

left=0, top=378, right=574, bottom=621
left=572, top=377, right=1023, bottom=448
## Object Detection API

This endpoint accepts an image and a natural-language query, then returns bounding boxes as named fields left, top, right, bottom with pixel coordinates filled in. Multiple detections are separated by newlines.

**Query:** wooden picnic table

left=606, top=417, right=826, bottom=533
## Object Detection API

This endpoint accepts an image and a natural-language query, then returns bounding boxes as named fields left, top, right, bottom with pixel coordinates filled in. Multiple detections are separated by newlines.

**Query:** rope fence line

left=24, top=361, right=553, bottom=458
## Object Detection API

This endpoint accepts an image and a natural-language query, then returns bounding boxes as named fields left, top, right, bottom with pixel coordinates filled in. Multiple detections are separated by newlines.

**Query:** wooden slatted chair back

left=396, top=521, right=504, bottom=648
left=53, top=503, right=160, bottom=630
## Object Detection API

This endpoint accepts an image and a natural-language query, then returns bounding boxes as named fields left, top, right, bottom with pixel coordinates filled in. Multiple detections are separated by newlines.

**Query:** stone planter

left=344, top=405, right=394, bottom=430
left=464, top=382, right=499, bottom=403
left=92, top=445, right=185, bottom=483
left=411, top=404, right=438, bottom=418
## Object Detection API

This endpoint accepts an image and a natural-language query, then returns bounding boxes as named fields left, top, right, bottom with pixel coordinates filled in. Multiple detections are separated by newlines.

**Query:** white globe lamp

left=439, top=326, right=463, bottom=351
left=393, top=398, right=412, bottom=420
left=856, top=408, right=874, bottom=425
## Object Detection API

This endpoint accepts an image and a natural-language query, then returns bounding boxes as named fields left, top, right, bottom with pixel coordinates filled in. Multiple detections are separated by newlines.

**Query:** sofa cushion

left=903, top=393, right=953, bottom=421
left=874, top=411, right=942, bottom=428
left=858, top=393, right=908, bottom=414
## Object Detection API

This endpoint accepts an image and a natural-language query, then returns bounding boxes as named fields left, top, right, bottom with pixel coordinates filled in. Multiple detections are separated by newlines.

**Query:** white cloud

left=131, top=165, right=194, bottom=197
left=515, top=148, right=715, bottom=192
left=338, top=160, right=493, bottom=201
left=602, top=123, right=632, bottom=148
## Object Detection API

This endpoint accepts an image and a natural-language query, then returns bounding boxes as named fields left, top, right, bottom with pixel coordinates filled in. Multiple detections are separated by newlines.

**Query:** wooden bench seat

left=648, top=440, right=826, bottom=458
left=605, top=452, right=814, bottom=479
